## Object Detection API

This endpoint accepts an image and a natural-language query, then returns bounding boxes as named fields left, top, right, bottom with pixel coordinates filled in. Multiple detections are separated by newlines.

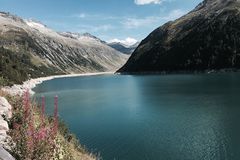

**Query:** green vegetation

left=0, top=47, right=61, bottom=86
left=0, top=76, right=7, bottom=86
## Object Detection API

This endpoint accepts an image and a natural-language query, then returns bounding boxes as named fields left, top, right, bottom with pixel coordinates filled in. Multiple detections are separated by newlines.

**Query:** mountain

left=0, top=12, right=128, bottom=84
left=118, top=0, right=240, bottom=73
left=108, top=42, right=140, bottom=55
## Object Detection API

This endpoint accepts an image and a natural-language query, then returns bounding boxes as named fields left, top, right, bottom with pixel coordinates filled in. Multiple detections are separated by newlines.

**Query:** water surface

left=33, top=73, right=240, bottom=160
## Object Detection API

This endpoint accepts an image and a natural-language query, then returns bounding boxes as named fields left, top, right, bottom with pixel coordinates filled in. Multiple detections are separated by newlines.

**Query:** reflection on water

left=34, top=73, right=240, bottom=160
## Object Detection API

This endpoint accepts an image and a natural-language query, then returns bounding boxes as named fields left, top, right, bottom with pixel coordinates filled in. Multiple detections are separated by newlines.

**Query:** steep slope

left=118, top=0, right=240, bottom=73
left=0, top=47, right=57, bottom=86
left=108, top=42, right=140, bottom=55
left=0, top=12, right=128, bottom=84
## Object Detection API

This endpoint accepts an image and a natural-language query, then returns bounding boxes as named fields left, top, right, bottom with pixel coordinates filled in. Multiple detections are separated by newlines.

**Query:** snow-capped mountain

left=0, top=12, right=129, bottom=77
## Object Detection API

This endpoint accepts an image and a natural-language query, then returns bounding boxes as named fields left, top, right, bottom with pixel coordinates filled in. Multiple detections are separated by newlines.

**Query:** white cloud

left=72, top=13, right=98, bottom=19
left=162, top=9, right=186, bottom=21
left=108, top=37, right=138, bottom=46
left=73, top=13, right=121, bottom=20
left=134, top=0, right=162, bottom=5
left=93, top=25, right=114, bottom=32
left=122, top=17, right=158, bottom=29
left=76, top=24, right=114, bottom=33
left=78, top=13, right=86, bottom=18
left=122, top=9, right=186, bottom=29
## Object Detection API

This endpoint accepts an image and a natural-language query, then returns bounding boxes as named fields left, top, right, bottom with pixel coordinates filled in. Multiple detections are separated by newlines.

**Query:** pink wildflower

left=41, top=96, right=45, bottom=125
left=35, top=127, right=48, bottom=141
left=53, top=96, right=58, bottom=136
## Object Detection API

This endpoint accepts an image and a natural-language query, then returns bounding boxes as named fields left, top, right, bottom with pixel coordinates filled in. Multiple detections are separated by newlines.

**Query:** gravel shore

left=2, top=72, right=114, bottom=96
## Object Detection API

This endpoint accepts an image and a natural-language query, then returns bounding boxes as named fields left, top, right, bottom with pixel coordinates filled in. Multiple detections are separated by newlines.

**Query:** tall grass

left=6, top=90, right=97, bottom=160
left=8, top=90, right=58, bottom=159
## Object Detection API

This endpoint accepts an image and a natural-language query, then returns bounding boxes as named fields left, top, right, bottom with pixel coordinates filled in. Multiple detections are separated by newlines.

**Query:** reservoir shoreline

left=2, top=72, right=114, bottom=96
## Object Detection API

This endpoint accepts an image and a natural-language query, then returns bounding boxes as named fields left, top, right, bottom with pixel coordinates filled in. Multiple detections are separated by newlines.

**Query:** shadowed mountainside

left=118, top=0, right=240, bottom=73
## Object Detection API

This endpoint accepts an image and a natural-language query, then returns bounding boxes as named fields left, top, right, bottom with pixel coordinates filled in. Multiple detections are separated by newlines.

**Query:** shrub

left=0, top=76, right=7, bottom=87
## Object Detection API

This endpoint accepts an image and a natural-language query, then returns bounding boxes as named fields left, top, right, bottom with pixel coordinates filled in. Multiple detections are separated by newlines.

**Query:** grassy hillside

left=0, top=47, right=62, bottom=86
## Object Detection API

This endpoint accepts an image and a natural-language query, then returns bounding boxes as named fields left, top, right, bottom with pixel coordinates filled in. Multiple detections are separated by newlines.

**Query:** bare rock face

left=0, top=97, right=12, bottom=119
left=0, top=97, right=11, bottom=147
left=0, top=146, right=15, bottom=160
left=118, top=0, right=240, bottom=73
left=0, top=116, right=9, bottom=146
left=0, top=97, right=14, bottom=160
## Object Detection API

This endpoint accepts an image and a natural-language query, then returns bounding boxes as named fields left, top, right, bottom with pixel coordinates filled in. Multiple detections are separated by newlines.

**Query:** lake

left=33, top=73, right=240, bottom=160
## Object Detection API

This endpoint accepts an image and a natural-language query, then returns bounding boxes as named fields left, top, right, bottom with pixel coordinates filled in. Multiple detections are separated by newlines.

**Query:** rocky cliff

left=0, top=96, right=15, bottom=160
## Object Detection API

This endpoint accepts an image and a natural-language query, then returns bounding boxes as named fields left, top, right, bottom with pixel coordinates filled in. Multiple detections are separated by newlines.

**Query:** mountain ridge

left=0, top=11, right=128, bottom=85
left=107, top=41, right=140, bottom=55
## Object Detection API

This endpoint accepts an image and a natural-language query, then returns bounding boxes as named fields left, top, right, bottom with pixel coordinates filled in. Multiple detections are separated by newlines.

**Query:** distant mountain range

left=107, top=42, right=140, bottom=55
left=118, top=0, right=240, bottom=73
left=0, top=12, right=129, bottom=84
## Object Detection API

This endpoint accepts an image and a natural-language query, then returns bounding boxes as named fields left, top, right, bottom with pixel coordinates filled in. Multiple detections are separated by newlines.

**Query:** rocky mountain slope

left=0, top=12, right=128, bottom=84
left=108, top=42, right=140, bottom=55
left=118, top=0, right=240, bottom=73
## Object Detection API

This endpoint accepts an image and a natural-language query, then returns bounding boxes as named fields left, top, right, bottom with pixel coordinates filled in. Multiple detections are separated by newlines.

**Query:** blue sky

left=0, top=0, right=202, bottom=44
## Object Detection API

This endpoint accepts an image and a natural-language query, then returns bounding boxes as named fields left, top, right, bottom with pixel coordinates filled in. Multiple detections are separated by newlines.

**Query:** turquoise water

left=33, top=73, right=240, bottom=160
